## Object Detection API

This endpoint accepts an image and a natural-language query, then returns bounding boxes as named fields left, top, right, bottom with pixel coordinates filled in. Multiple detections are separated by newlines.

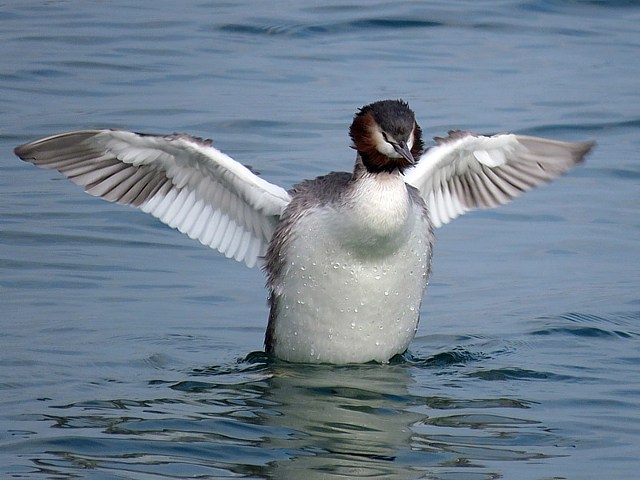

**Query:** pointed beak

left=393, top=141, right=415, bottom=165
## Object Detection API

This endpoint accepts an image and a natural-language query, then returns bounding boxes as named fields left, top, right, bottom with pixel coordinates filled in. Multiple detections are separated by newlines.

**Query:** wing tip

left=14, top=130, right=111, bottom=163
left=573, top=140, right=596, bottom=164
left=14, top=143, right=31, bottom=160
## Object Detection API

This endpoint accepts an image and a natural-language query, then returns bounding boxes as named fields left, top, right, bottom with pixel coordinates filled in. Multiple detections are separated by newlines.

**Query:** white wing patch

left=15, top=129, right=292, bottom=268
left=404, top=131, right=594, bottom=228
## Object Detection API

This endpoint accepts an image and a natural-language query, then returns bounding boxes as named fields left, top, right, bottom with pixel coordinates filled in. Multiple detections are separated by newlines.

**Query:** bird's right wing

left=15, top=129, right=292, bottom=268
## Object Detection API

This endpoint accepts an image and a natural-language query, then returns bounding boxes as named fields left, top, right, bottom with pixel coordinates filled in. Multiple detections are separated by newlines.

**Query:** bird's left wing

left=15, top=130, right=292, bottom=267
left=404, top=131, right=595, bottom=227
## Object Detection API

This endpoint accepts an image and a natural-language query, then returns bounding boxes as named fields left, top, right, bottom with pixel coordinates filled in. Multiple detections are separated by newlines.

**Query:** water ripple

left=216, top=17, right=443, bottom=38
left=467, top=367, right=573, bottom=381
left=530, top=312, right=640, bottom=339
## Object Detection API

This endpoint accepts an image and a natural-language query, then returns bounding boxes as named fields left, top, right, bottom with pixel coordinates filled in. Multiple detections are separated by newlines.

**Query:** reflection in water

left=18, top=352, right=566, bottom=479
left=258, top=363, right=421, bottom=478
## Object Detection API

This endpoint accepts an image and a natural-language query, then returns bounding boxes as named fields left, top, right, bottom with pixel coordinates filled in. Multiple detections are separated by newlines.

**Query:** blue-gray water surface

left=1, top=1, right=639, bottom=479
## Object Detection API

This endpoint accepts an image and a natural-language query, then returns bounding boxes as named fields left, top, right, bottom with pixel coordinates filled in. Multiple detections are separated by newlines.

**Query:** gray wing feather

left=405, top=131, right=595, bottom=227
left=15, top=129, right=291, bottom=267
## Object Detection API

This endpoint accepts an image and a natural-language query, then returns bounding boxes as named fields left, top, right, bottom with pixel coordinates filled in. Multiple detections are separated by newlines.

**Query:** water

left=1, top=1, right=639, bottom=478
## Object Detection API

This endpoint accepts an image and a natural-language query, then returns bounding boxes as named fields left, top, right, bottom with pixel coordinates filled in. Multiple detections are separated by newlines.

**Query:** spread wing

left=14, top=129, right=292, bottom=268
left=404, top=131, right=595, bottom=227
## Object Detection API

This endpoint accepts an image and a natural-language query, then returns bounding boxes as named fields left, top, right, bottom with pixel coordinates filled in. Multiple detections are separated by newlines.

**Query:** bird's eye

left=381, top=132, right=395, bottom=145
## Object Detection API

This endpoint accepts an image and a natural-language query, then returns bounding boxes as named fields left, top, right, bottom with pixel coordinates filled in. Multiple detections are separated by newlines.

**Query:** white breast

left=269, top=173, right=432, bottom=363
